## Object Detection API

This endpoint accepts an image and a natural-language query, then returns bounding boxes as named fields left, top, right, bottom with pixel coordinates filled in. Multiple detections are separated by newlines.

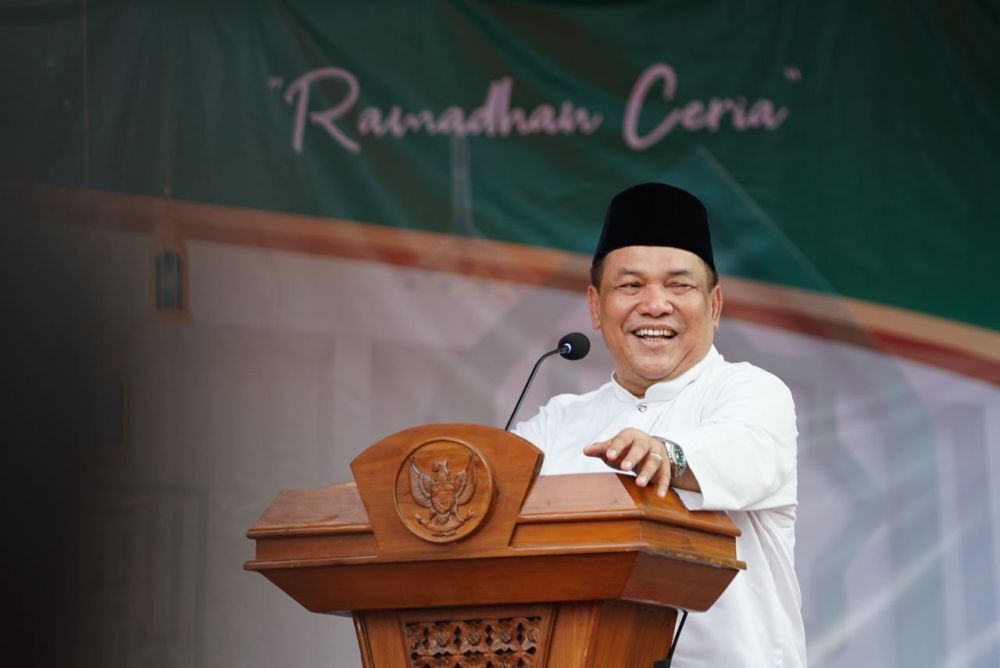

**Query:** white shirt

left=514, top=346, right=806, bottom=667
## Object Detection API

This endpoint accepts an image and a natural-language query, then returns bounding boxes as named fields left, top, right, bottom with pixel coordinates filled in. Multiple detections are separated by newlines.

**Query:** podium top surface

left=246, top=473, right=739, bottom=542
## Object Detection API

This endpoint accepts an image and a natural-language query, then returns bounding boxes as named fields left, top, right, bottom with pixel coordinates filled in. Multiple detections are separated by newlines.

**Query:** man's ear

left=711, top=283, right=723, bottom=332
left=587, top=284, right=601, bottom=330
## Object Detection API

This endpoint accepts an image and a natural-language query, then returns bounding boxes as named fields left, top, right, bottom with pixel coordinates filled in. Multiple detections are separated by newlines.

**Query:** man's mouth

left=632, top=327, right=677, bottom=340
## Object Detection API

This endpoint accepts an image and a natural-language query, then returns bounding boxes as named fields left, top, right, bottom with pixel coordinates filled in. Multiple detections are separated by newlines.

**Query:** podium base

left=354, top=600, right=677, bottom=668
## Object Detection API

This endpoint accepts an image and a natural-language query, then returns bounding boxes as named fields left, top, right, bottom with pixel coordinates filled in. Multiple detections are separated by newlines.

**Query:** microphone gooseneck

left=504, top=332, right=590, bottom=431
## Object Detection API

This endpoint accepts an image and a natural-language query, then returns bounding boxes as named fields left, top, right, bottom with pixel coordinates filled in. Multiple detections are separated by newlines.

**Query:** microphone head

left=558, top=332, right=591, bottom=360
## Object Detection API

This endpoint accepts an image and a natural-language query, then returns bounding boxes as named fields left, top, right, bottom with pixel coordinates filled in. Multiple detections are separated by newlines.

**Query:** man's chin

left=632, top=353, right=681, bottom=372
left=618, top=368, right=678, bottom=391
left=633, top=358, right=692, bottom=384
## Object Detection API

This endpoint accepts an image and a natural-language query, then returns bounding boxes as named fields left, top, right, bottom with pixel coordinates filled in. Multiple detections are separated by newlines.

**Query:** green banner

left=2, top=0, right=998, bottom=329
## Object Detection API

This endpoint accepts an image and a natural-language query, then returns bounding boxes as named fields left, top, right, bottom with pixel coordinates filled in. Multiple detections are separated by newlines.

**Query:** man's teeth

left=634, top=328, right=675, bottom=339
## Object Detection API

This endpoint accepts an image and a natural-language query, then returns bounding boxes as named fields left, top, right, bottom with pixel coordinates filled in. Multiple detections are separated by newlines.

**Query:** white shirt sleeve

left=668, top=368, right=798, bottom=512
left=511, top=407, right=546, bottom=450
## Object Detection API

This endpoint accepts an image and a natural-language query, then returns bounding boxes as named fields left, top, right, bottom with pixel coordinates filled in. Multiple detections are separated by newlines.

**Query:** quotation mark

left=784, top=67, right=802, bottom=82
left=268, top=76, right=284, bottom=91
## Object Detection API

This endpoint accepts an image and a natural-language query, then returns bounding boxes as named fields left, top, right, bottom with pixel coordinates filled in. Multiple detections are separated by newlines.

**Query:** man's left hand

left=583, top=428, right=672, bottom=498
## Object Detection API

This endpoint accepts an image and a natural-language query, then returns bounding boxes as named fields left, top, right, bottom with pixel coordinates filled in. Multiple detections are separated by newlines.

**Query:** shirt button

left=637, top=402, right=647, bottom=413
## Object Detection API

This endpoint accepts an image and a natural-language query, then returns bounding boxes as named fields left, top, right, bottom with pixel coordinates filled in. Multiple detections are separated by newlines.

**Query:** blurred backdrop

left=2, top=1, right=999, bottom=667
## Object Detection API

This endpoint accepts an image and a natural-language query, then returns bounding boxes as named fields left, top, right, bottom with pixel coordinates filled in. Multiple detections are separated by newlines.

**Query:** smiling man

left=514, top=183, right=807, bottom=667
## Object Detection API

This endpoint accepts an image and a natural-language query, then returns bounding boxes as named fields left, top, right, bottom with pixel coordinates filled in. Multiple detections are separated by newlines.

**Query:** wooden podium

left=245, top=424, right=744, bottom=667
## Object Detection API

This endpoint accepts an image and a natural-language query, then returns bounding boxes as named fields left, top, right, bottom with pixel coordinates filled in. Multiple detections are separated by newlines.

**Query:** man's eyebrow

left=613, top=268, right=696, bottom=278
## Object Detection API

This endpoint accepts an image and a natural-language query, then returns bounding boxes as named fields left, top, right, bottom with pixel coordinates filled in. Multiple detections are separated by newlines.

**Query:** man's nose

left=638, top=286, right=674, bottom=316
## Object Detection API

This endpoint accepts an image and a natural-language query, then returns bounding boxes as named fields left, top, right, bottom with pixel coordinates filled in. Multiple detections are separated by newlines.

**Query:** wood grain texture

left=509, top=519, right=641, bottom=549
left=246, top=482, right=370, bottom=537
left=545, top=602, right=598, bottom=665
left=350, top=424, right=542, bottom=554
left=253, top=532, right=379, bottom=562
left=622, top=552, right=739, bottom=611
left=588, top=601, right=676, bottom=667
left=353, top=614, right=376, bottom=668
left=259, top=553, right=638, bottom=613
left=638, top=519, right=742, bottom=563
left=246, top=427, right=743, bottom=600
left=354, top=611, right=408, bottom=668
left=246, top=424, right=745, bottom=665
left=622, top=475, right=741, bottom=537
left=543, top=601, right=676, bottom=667
left=355, top=602, right=675, bottom=668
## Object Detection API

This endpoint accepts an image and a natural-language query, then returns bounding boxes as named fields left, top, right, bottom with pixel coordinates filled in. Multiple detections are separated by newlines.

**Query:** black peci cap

left=593, top=183, right=715, bottom=273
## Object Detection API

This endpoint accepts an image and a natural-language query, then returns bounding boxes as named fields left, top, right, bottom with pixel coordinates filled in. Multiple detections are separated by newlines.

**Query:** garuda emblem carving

left=409, top=455, right=478, bottom=537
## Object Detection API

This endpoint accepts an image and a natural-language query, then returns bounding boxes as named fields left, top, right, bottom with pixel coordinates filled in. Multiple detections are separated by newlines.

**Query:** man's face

left=588, top=245, right=722, bottom=397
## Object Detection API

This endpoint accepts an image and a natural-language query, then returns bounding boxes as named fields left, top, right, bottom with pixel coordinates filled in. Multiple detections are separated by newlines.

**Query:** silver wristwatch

left=653, top=436, right=688, bottom=478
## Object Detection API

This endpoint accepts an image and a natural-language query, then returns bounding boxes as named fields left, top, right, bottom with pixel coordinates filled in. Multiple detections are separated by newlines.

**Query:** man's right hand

left=583, top=427, right=673, bottom=498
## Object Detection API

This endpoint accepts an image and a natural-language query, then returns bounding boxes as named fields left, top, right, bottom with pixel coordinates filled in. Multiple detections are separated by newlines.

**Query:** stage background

left=2, top=1, right=999, bottom=667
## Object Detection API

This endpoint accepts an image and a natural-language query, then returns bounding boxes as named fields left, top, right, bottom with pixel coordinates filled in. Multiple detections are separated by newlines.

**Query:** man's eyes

left=615, top=281, right=696, bottom=291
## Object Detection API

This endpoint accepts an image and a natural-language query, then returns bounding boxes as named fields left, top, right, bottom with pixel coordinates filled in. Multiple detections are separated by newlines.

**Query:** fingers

left=635, top=450, right=671, bottom=498
left=583, top=428, right=641, bottom=463
left=582, top=439, right=615, bottom=458
left=655, top=463, right=671, bottom=498
left=617, top=434, right=649, bottom=471
left=634, top=450, right=663, bottom=486
left=584, top=429, right=672, bottom=497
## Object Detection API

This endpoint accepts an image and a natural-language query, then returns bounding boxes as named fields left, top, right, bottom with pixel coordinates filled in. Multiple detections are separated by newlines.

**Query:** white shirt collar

left=610, top=346, right=722, bottom=403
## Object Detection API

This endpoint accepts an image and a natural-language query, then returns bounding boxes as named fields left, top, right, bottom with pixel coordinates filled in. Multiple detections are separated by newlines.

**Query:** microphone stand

left=652, top=609, right=688, bottom=667
left=504, top=346, right=561, bottom=431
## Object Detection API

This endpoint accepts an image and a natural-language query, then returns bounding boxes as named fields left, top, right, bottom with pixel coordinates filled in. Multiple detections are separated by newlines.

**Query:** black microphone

left=557, top=331, right=590, bottom=360
left=504, top=332, right=590, bottom=431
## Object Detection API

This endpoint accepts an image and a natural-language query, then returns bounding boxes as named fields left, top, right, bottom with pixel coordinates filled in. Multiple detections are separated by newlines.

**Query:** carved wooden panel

left=394, top=438, right=495, bottom=543
left=405, top=616, right=541, bottom=667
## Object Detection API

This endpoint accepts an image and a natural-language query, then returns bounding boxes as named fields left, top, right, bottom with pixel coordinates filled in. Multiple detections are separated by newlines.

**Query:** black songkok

left=592, top=183, right=715, bottom=273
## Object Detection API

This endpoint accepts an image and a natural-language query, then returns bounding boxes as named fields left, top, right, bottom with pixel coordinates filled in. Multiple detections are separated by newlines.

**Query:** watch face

left=671, top=442, right=687, bottom=473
